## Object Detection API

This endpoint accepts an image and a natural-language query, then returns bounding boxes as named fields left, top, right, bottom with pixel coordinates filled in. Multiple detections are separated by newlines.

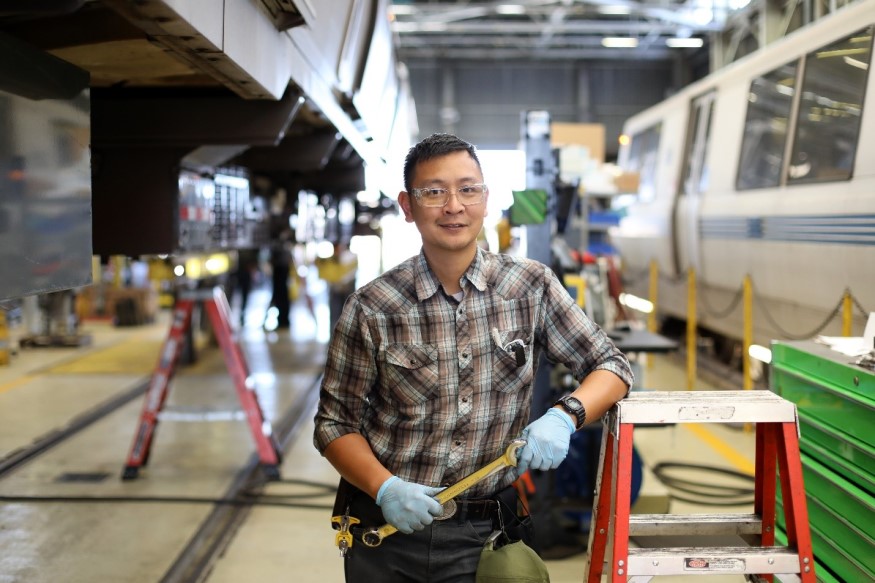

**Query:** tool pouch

left=492, top=486, right=535, bottom=548
left=331, top=477, right=355, bottom=526
left=476, top=537, right=550, bottom=583
left=330, top=478, right=385, bottom=529
left=479, top=489, right=547, bottom=583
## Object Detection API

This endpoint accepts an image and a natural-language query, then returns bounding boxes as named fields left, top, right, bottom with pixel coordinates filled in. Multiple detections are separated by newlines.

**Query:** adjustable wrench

left=361, top=438, right=526, bottom=547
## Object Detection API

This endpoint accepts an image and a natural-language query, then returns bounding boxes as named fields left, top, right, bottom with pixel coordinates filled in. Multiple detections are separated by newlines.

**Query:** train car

left=611, top=0, right=874, bottom=353
left=0, top=0, right=414, bottom=302
left=0, top=86, right=92, bottom=300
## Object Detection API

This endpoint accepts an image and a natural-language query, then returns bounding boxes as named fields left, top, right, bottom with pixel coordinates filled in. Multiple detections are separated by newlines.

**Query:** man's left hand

left=517, top=408, right=575, bottom=473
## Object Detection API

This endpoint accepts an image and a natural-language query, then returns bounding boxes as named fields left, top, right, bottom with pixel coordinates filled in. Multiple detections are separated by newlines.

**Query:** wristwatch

left=554, top=395, right=587, bottom=430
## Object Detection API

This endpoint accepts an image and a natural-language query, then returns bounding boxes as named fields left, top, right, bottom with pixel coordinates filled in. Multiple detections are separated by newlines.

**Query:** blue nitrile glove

left=375, top=476, right=444, bottom=534
left=517, top=408, right=575, bottom=474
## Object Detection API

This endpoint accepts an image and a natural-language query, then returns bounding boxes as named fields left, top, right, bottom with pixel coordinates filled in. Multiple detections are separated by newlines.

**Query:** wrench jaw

left=362, top=529, right=383, bottom=548
left=507, top=438, right=526, bottom=466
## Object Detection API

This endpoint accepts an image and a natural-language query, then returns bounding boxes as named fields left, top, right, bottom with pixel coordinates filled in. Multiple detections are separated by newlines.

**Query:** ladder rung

left=629, top=513, right=763, bottom=536
left=627, top=546, right=805, bottom=576
left=615, top=390, right=798, bottom=424
left=158, top=408, right=246, bottom=422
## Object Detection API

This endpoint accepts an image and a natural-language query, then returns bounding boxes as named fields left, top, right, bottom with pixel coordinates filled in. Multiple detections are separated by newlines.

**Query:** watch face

left=557, top=396, right=585, bottom=428
left=565, top=396, right=582, bottom=409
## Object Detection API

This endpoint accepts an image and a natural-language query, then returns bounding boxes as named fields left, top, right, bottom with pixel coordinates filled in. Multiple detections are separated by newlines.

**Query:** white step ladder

left=585, top=390, right=816, bottom=582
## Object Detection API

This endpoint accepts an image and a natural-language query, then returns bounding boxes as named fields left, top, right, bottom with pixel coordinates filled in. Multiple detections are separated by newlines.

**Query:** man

left=314, top=133, right=633, bottom=582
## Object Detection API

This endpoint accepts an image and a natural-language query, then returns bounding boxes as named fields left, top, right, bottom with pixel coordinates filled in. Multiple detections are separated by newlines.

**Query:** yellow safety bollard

left=0, top=310, right=10, bottom=366
left=686, top=268, right=696, bottom=391
left=743, top=275, right=753, bottom=391
left=648, top=259, right=659, bottom=371
left=648, top=259, right=659, bottom=334
left=842, top=289, right=853, bottom=336
left=743, top=275, right=754, bottom=433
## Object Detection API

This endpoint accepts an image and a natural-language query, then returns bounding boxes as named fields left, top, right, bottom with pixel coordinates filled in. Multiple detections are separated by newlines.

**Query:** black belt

left=347, top=496, right=499, bottom=545
left=452, top=497, right=499, bottom=521
left=344, top=494, right=504, bottom=543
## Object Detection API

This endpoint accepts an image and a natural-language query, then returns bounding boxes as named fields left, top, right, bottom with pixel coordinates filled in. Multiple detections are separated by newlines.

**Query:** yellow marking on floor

left=0, top=375, right=37, bottom=395
left=47, top=339, right=164, bottom=374
left=683, top=423, right=756, bottom=476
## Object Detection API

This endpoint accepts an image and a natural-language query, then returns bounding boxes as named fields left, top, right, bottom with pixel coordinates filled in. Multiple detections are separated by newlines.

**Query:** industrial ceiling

left=388, top=0, right=860, bottom=67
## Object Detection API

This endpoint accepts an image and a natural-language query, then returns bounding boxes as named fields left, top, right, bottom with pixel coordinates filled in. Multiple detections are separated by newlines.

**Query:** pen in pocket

left=492, top=328, right=527, bottom=367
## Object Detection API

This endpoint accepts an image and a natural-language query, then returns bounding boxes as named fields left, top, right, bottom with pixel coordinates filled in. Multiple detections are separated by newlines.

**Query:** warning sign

left=684, top=557, right=745, bottom=572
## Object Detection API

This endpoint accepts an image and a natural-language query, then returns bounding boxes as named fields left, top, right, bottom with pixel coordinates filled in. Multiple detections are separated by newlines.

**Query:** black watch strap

left=554, top=395, right=586, bottom=430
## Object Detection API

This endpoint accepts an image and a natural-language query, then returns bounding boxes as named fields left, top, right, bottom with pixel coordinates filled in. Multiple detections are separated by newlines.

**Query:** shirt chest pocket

left=492, top=328, right=534, bottom=393
left=384, top=343, right=440, bottom=404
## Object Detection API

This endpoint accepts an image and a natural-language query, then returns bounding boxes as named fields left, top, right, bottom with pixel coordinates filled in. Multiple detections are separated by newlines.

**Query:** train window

left=625, top=124, right=660, bottom=202
left=736, top=61, right=798, bottom=190
left=788, top=26, right=872, bottom=184
left=681, top=91, right=715, bottom=198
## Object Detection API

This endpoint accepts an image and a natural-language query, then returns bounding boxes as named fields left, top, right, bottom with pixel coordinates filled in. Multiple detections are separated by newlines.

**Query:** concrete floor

left=0, top=282, right=763, bottom=582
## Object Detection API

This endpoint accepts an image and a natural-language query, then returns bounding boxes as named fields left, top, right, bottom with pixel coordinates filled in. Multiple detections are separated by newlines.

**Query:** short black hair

left=403, top=133, right=482, bottom=192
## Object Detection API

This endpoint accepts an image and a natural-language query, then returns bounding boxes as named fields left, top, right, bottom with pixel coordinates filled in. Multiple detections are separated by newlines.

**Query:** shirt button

left=462, top=397, right=468, bottom=403
left=462, top=352, right=469, bottom=358
left=455, top=440, right=462, bottom=446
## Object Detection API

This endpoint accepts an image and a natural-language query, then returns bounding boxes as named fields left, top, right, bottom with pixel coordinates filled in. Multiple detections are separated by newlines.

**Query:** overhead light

left=748, top=344, right=772, bottom=364
left=666, top=37, right=704, bottom=48
left=602, top=37, right=638, bottom=48
left=844, top=56, right=869, bottom=70
left=618, top=293, right=653, bottom=314
left=420, top=22, right=449, bottom=32
left=389, top=5, right=415, bottom=15
left=496, top=4, right=526, bottom=15
left=598, top=5, right=632, bottom=15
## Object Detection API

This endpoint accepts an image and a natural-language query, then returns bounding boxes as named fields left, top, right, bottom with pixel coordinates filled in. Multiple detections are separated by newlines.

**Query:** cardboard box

left=76, top=284, right=158, bottom=325
left=614, top=171, right=640, bottom=193
left=551, top=122, right=605, bottom=163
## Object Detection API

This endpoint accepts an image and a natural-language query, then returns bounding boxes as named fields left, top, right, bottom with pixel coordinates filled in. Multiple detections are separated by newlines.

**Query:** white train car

left=611, top=0, right=874, bottom=350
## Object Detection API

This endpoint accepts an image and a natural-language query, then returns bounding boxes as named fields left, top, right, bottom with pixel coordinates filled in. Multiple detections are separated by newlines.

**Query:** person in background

left=313, top=133, right=633, bottom=582
left=234, top=248, right=259, bottom=326
left=316, top=242, right=358, bottom=334
left=268, top=229, right=292, bottom=330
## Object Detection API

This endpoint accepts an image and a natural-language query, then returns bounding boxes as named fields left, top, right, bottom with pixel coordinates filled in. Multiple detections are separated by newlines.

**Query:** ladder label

left=679, top=405, right=735, bottom=420
left=684, top=558, right=745, bottom=572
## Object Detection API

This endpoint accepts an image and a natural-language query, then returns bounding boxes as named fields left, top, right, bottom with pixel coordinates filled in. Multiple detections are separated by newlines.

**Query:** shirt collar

left=412, top=247, right=489, bottom=302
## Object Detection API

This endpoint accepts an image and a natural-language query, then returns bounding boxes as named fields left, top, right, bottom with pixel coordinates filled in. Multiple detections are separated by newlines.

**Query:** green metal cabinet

left=771, top=341, right=874, bottom=582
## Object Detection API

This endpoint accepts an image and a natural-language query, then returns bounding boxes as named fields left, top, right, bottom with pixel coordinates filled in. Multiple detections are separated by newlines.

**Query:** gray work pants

left=345, top=516, right=493, bottom=583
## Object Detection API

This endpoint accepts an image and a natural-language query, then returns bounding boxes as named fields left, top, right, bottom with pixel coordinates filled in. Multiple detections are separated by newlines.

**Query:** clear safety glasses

left=410, top=183, right=488, bottom=207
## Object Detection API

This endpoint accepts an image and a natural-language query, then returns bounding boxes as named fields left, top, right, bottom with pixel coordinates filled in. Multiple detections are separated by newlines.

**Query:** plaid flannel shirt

left=314, top=247, right=633, bottom=496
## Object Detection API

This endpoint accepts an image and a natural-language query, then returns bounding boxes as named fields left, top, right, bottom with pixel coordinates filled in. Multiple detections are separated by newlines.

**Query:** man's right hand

left=375, top=476, right=443, bottom=534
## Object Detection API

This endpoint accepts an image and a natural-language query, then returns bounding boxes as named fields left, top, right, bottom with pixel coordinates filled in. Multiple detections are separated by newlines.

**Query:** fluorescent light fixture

left=748, top=344, right=772, bottom=364
left=618, top=293, right=654, bottom=314
left=666, top=37, right=704, bottom=48
left=844, top=56, right=869, bottom=70
left=602, top=37, right=638, bottom=48
left=420, top=22, right=449, bottom=32
left=496, top=4, right=526, bottom=15
left=389, top=5, right=415, bottom=15
left=598, top=5, right=632, bottom=15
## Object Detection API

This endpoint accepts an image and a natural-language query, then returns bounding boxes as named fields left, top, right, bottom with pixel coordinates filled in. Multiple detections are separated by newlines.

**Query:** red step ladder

left=586, top=390, right=815, bottom=582
left=122, top=287, right=281, bottom=481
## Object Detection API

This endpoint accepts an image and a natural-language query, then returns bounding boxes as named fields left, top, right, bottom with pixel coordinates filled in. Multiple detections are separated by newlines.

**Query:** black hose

left=652, top=461, right=755, bottom=507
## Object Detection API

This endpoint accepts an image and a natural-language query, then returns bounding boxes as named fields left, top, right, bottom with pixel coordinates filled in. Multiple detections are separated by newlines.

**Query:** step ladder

left=585, top=390, right=815, bottom=582
left=122, top=287, right=281, bottom=481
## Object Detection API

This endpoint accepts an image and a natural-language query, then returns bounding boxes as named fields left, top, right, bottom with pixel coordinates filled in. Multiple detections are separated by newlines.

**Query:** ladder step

left=158, top=407, right=247, bottom=422
left=615, top=390, right=798, bottom=424
left=627, top=546, right=804, bottom=576
left=629, top=513, right=762, bottom=536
